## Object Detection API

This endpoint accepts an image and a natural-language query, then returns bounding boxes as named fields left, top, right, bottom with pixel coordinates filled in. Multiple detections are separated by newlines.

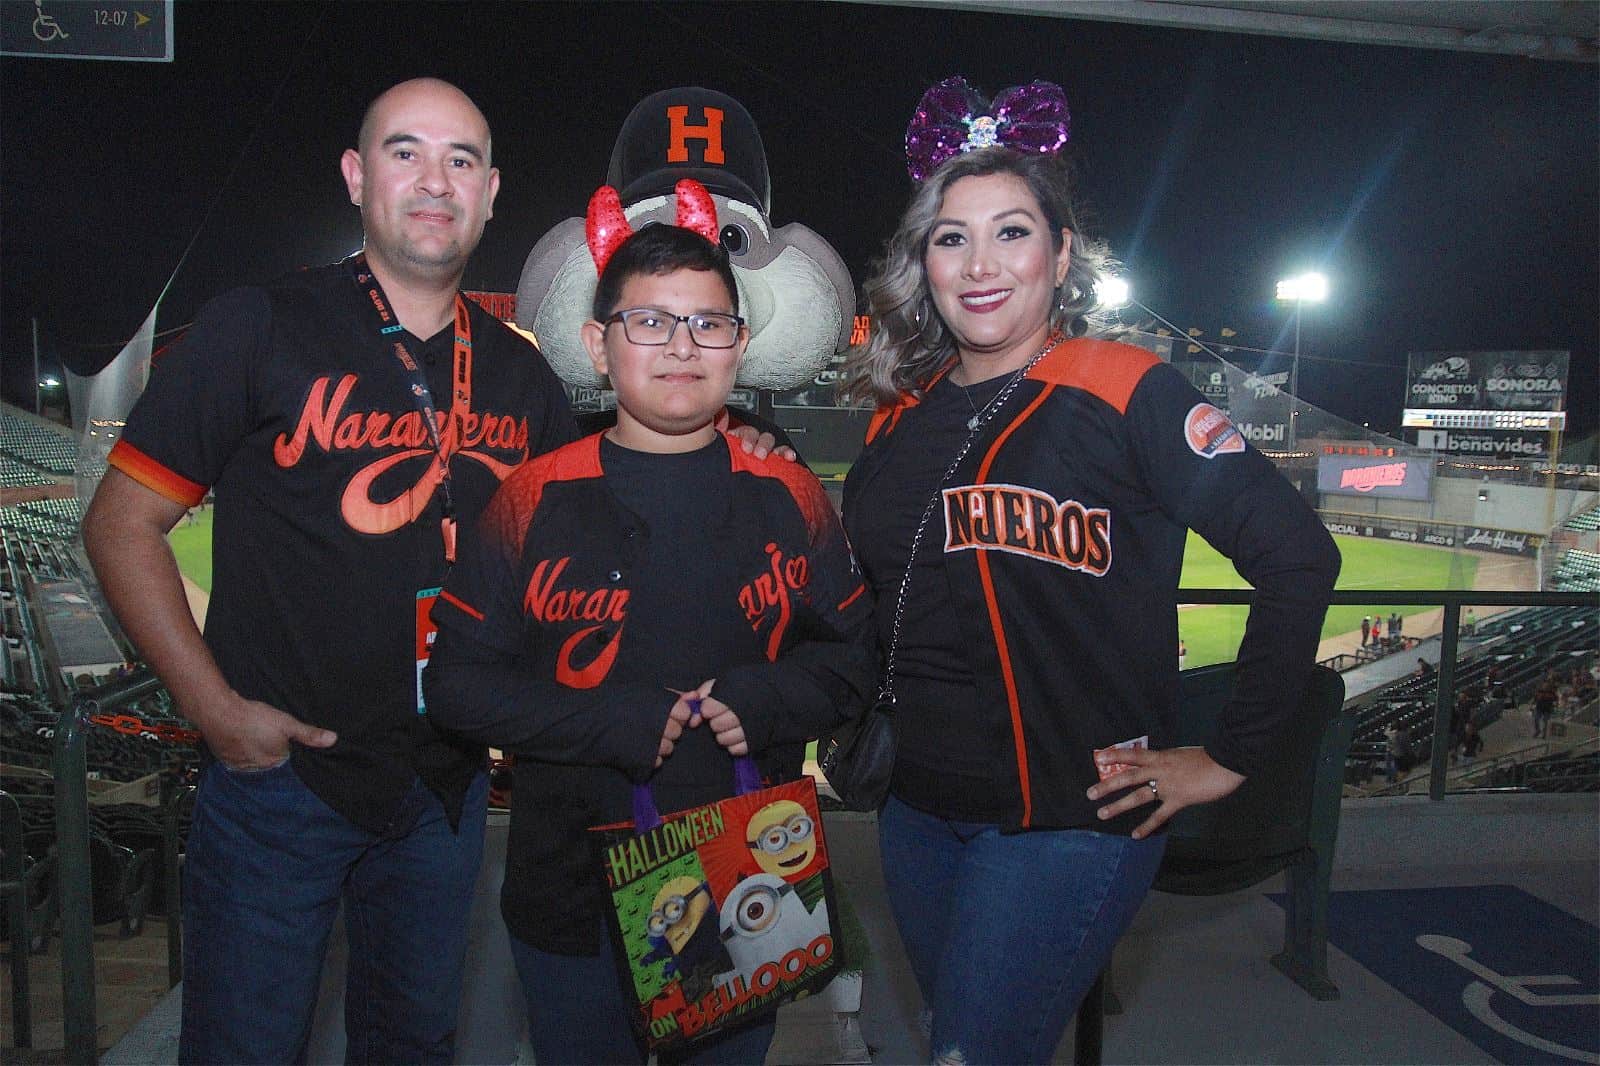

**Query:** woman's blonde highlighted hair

left=839, top=147, right=1111, bottom=409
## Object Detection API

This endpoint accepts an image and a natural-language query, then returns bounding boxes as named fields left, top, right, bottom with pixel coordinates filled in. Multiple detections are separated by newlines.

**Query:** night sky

left=3, top=1, right=1595, bottom=440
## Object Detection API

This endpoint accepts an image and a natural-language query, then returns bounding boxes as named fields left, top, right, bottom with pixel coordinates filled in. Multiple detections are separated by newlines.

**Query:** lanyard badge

left=349, top=255, right=472, bottom=565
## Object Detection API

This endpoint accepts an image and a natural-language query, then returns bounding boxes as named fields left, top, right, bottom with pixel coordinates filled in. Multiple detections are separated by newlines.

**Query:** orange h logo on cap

left=666, top=105, right=725, bottom=165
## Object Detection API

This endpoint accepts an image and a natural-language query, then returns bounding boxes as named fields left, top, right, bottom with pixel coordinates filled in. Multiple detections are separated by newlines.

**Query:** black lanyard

left=348, top=254, right=472, bottom=564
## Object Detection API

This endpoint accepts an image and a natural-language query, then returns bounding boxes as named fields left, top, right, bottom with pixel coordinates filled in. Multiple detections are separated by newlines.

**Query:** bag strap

left=878, top=334, right=1062, bottom=707
left=630, top=697, right=764, bottom=833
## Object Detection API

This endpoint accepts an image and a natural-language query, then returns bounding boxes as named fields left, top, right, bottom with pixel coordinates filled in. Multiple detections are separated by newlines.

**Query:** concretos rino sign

left=1406, top=351, right=1568, bottom=414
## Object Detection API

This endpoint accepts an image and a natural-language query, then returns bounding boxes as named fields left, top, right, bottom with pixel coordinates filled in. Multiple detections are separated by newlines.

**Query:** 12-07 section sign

left=2, top=2, right=172, bottom=62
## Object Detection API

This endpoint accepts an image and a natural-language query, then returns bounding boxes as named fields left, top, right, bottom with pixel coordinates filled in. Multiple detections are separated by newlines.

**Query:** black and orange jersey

left=107, top=261, right=577, bottom=831
left=423, top=431, right=872, bottom=952
left=844, top=337, right=1339, bottom=832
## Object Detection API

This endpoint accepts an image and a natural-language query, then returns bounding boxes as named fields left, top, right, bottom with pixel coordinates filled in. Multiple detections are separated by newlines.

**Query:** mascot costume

left=516, top=87, right=854, bottom=418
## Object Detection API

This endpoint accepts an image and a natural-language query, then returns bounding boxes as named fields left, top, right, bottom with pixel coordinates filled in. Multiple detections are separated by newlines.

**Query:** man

left=82, top=79, right=576, bottom=1063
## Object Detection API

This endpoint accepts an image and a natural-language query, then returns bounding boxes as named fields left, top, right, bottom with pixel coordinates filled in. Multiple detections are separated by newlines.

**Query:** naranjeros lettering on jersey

left=106, top=259, right=577, bottom=830
left=941, top=483, right=1111, bottom=575
left=845, top=338, right=1339, bottom=833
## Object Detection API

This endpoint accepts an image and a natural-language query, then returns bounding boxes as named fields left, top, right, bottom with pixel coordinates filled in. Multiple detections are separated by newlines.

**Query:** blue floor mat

left=1273, top=884, right=1599, bottom=1064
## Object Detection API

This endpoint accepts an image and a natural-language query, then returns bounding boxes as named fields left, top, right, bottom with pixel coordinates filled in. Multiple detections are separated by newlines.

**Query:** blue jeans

left=508, top=922, right=776, bottom=1065
left=179, top=759, right=487, bottom=1064
left=878, top=795, right=1166, bottom=1064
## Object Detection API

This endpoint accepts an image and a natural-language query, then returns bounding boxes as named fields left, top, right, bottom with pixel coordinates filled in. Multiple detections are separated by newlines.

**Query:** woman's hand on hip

left=1085, top=745, right=1245, bottom=840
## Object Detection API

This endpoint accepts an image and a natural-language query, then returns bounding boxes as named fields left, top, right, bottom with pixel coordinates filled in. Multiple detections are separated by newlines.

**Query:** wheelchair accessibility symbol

left=1417, top=934, right=1600, bottom=1064
left=33, top=0, right=70, bottom=43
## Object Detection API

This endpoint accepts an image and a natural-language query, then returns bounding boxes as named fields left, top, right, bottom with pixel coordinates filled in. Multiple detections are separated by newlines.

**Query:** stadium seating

left=1561, top=506, right=1600, bottom=532
left=1345, top=606, right=1597, bottom=781
left=1551, top=548, right=1600, bottom=593
left=0, top=457, right=54, bottom=488
left=0, top=409, right=77, bottom=477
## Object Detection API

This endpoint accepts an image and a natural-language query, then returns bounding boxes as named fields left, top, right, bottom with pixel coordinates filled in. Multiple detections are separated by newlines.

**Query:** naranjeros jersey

left=843, top=338, right=1340, bottom=832
left=424, top=432, right=873, bottom=952
left=107, top=260, right=576, bottom=830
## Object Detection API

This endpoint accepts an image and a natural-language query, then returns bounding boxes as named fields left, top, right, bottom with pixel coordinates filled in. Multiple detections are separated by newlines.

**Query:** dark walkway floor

left=86, top=791, right=1596, bottom=1064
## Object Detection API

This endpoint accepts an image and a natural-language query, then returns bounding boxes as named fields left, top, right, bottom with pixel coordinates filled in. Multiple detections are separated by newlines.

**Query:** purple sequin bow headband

left=904, top=76, right=1071, bottom=182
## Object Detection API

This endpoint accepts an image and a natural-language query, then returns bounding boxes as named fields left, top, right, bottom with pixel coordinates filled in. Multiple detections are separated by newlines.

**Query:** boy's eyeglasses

left=604, top=308, right=745, bottom=348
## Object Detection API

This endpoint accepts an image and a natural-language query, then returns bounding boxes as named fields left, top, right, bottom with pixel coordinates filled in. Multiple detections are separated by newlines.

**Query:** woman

left=837, top=77, right=1340, bottom=1064
left=425, top=198, right=872, bottom=1064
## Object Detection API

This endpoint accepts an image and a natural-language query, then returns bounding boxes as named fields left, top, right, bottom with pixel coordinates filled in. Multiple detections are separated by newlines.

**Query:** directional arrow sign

left=2, top=1, right=173, bottom=62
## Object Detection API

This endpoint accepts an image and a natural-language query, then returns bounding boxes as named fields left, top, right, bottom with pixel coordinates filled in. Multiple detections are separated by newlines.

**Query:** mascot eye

left=735, top=885, right=780, bottom=934
left=720, top=223, right=749, bottom=256
left=786, top=815, right=814, bottom=842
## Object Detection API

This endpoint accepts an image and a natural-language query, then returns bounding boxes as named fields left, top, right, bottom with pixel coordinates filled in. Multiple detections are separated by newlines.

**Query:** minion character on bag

left=716, top=872, right=831, bottom=991
left=744, top=796, right=829, bottom=918
left=640, top=874, right=734, bottom=1005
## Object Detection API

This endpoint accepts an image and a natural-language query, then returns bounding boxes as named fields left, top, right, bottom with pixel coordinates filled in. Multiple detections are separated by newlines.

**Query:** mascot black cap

left=606, top=88, right=772, bottom=217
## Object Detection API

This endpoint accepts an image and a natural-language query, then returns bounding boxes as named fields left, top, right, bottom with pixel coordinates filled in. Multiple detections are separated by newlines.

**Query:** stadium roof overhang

left=839, top=1, right=1598, bottom=62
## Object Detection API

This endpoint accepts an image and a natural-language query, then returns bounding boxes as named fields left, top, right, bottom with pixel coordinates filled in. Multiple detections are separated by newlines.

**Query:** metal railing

left=1177, top=588, right=1597, bottom=802
left=35, top=589, right=1596, bottom=1063
left=52, top=670, right=165, bottom=1065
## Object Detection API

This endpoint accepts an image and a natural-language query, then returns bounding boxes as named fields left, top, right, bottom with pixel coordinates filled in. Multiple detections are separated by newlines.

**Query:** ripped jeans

left=878, top=795, right=1165, bottom=1064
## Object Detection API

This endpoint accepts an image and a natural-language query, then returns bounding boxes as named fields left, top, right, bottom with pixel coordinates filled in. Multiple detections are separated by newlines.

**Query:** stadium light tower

left=1275, top=272, right=1328, bottom=449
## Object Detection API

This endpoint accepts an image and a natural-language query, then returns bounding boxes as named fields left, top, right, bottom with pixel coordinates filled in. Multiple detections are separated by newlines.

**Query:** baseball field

left=168, top=510, right=1478, bottom=672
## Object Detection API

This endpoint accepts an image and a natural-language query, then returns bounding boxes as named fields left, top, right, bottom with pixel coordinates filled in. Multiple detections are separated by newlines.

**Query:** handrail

left=1175, top=589, right=1597, bottom=607
left=52, top=669, right=166, bottom=1066
left=2, top=789, right=32, bottom=1048
left=1176, top=590, right=1597, bottom=802
left=33, top=589, right=1591, bottom=1062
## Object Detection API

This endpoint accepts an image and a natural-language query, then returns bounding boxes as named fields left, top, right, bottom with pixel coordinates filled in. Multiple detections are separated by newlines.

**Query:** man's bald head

left=356, top=78, right=493, bottom=163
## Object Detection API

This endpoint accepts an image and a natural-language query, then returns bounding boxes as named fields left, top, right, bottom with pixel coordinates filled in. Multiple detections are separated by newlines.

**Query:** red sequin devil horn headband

left=585, top=178, right=722, bottom=274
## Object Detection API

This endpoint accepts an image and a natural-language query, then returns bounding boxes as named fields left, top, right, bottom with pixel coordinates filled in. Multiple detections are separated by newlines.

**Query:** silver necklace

left=954, top=333, right=1063, bottom=431
left=880, top=330, right=1065, bottom=703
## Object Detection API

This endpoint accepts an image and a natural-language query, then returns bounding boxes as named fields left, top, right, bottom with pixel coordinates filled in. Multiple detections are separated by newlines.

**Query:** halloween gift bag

left=593, top=755, right=840, bottom=1053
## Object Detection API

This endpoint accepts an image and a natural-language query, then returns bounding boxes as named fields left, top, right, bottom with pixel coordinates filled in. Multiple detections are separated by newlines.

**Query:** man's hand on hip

left=205, top=692, right=337, bottom=771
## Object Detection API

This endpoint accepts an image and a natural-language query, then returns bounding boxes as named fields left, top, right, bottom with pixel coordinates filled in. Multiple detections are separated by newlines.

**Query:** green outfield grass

left=167, top=506, right=214, bottom=594
left=809, top=461, right=851, bottom=480
left=166, top=506, right=1476, bottom=675
left=1177, top=532, right=1479, bottom=670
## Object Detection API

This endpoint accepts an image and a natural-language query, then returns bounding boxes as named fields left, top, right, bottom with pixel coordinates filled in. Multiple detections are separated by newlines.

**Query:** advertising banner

left=1406, top=351, right=1568, bottom=414
left=1227, top=368, right=1292, bottom=447
left=1174, top=361, right=1289, bottom=446
left=1176, top=362, right=1231, bottom=411
left=1460, top=527, right=1537, bottom=557
left=1321, top=518, right=1457, bottom=549
left=1317, top=453, right=1434, bottom=501
left=1412, top=429, right=1551, bottom=458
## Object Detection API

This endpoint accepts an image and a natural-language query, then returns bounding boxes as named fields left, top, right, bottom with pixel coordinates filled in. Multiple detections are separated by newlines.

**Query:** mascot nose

left=733, top=269, right=771, bottom=334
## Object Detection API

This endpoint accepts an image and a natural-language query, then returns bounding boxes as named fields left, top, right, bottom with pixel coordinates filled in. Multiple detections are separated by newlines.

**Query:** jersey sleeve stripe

left=106, top=440, right=207, bottom=508
left=438, top=588, right=485, bottom=622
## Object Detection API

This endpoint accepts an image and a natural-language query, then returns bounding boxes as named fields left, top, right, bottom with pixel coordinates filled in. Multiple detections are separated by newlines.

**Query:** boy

left=423, top=211, right=872, bottom=1064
